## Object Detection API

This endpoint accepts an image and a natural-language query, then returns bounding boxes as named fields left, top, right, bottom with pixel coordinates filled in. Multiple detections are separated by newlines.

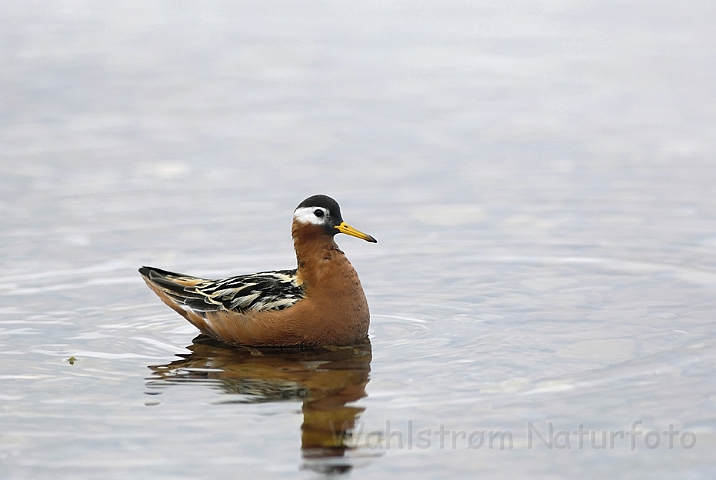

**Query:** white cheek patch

left=293, top=207, right=328, bottom=225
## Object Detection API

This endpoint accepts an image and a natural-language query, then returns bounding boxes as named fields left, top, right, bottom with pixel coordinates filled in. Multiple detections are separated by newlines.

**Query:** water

left=2, top=1, right=716, bottom=478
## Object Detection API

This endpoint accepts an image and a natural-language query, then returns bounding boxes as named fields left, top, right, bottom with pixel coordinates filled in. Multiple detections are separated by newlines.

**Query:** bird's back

left=139, top=266, right=305, bottom=316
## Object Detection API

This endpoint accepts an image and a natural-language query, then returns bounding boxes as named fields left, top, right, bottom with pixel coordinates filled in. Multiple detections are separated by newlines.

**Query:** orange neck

left=291, top=221, right=342, bottom=287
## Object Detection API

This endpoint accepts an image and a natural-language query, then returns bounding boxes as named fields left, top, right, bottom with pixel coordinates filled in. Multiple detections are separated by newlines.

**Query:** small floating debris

left=67, top=356, right=76, bottom=365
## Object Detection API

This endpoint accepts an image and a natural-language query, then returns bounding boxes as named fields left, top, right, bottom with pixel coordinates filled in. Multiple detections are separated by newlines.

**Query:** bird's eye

left=314, top=209, right=325, bottom=218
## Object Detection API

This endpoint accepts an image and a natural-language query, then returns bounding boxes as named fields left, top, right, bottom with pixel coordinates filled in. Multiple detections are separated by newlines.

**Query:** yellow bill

left=335, top=222, right=377, bottom=243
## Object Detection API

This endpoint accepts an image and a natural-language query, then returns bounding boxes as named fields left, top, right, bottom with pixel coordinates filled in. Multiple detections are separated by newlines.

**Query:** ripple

left=371, top=314, right=433, bottom=340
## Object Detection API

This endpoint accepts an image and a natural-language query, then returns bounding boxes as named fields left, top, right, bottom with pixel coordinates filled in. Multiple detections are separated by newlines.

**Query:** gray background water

left=1, top=1, right=715, bottom=478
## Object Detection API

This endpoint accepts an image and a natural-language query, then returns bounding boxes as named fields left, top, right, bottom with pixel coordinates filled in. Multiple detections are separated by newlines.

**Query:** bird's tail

left=139, top=266, right=214, bottom=318
left=139, top=266, right=204, bottom=293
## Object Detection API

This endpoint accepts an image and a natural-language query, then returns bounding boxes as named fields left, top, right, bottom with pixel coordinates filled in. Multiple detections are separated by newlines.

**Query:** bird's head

left=293, top=194, right=377, bottom=243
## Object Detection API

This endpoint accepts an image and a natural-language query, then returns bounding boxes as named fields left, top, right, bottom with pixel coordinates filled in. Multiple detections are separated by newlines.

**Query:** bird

left=139, top=194, right=376, bottom=347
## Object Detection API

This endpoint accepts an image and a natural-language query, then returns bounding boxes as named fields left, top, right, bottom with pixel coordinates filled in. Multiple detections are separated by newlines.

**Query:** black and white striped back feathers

left=139, top=267, right=305, bottom=314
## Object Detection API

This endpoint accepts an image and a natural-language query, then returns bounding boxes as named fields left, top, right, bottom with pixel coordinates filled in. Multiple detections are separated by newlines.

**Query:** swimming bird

left=139, top=195, right=376, bottom=347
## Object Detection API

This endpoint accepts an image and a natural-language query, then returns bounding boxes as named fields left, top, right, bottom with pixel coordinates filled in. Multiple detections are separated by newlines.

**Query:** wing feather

left=140, top=267, right=305, bottom=314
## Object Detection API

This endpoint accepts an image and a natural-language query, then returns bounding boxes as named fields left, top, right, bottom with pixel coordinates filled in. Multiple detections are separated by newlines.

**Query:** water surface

left=1, top=1, right=715, bottom=478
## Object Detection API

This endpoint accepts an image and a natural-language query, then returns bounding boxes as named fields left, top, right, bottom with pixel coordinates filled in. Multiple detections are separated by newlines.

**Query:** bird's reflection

left=146, top=335, right=373, bottom=475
